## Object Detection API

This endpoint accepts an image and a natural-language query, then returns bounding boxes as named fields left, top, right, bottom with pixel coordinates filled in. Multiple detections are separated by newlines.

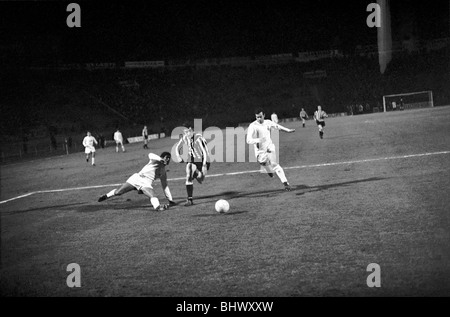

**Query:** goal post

left=382, top=91, right=434, bottom=112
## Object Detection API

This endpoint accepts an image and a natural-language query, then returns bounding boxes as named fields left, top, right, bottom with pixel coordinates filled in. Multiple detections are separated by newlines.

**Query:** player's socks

left=106, top=189, right=116, bottom=198
left=273, top=165, right=287, bottom=183
left=155, top=204, right=169, bottom=211
left=283, top=182, right=292, bottom=191
left=186, top=184, right=193, bottom=199
left=150, top=197, right=160, bottom=209
left=92, top=157, right=95, bottom=165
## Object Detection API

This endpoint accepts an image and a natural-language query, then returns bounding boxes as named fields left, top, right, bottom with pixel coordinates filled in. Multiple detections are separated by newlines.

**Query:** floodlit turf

left=1, top=107, right=450, bottom=296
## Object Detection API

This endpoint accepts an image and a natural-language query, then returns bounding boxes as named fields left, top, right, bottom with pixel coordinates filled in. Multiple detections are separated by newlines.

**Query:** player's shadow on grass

left=322, top=133, right=362, bottom=140
left=75, top=199, right=151, bottom=212
left=193, top=210, right=250, bottom=218
left=193, top=177, right=386, bottom=205
left=192, top=187, right=308, bottom=206
left=295, top=177, right=386, bottom=196
left=4, top=202, right=87, bottom=215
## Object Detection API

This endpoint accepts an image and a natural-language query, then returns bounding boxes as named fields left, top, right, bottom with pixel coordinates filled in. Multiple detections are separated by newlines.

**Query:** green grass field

left=1, top=107, right=450, bottom=297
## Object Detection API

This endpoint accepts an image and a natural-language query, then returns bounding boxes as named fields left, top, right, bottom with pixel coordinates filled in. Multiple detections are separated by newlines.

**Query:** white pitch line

left=0, top=192, right=37, bottom=204
left=283, top=151, right=450, bottom=171
left=1, top=150, right=449, bottom=205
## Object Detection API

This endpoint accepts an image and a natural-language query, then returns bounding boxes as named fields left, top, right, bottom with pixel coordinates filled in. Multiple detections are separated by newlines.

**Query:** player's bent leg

left=272, top=164, right=291, bottom=191
left=260, top=164, right=274, bottom=177
left=194, top=165, right=205, bottom=184
left=98, top=183, right=132, bottom=202
left=140, top=187, right=168, bottom=211
left=115, top=182, right=135, bottom=195
left=184, top=163, right=195, bottom=205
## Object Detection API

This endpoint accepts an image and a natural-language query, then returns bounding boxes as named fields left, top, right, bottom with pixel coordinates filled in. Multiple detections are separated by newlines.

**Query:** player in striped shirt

left=247, top=108, right=295, bottom=191
left=175, top=126, right=211, bottom=206
left=97, top=152, right=176, bottom=211
left=313, top=105, right=328, bottom=139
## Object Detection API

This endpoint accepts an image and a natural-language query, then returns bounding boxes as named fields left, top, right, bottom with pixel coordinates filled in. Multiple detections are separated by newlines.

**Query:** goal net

left=382, top=91, right=433, bottom=112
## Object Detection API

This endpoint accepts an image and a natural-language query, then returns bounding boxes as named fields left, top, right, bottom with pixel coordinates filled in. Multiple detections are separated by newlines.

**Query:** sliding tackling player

left=97, top=152, right=176, bottom=211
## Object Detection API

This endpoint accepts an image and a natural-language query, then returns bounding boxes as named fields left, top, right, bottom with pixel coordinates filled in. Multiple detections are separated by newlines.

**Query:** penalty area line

left=1, top=150, right=449, bottom=205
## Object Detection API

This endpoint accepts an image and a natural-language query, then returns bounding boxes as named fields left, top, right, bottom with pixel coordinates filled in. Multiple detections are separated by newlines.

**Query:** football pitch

left=1, top=107, right=450, bottom=297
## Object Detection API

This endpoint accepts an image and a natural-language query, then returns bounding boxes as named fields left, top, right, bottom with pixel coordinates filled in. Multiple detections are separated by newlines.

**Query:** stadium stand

left=1, top=41, right=449, bottom=162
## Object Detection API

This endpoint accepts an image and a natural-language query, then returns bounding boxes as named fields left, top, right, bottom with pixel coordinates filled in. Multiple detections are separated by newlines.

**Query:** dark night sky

left=1, top=0, right=449, bottom=63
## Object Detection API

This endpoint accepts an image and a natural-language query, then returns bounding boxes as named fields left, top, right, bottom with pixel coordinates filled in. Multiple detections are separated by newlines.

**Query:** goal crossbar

left=383, top=91, right=434, bottom=112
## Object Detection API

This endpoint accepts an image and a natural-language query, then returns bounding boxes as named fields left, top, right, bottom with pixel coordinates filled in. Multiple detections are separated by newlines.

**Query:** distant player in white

left=175, top=125, right=210, bottom=206
left=247, top=108, right=295, bottom=191
left=300, top=108, right=309, bottom=128
left=82, top=131, right=98, bottom=166
left=97, top=152, right=176, bottom=211
left=114, top=129, right=126, bottom=152
left=271, top=112, right=279, bottom=124
left=314, top=105, right=328, bottom=139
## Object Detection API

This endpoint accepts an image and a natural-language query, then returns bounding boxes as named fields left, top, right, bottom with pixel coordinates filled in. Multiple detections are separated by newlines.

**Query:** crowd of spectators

left=3, top=47, right=449, bottom=150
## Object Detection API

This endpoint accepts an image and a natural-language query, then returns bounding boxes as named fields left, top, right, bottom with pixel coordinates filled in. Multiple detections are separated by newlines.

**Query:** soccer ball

left=215, top=199, right=230, bottom=213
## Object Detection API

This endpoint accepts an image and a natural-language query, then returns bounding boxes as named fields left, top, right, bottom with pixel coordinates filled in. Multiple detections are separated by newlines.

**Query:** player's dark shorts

left=190, top=162, right=211, bottom=171
left=316, top=120, right=325, bottom=127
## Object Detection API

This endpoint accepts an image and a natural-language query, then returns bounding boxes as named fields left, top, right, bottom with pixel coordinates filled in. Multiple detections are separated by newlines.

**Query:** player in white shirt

left=82, top=131, right=98, bottom=166
left=299, top=108, right=309, bottom=128
left=247, top=108, right=295, bottom=191
left=97, top=152, right=176, bottom=211
left=114, top=129, right=126, bottom=152
left=313, top=105, right=328, bottom=139
left=175, top=125, right=211, bottom=206
left=271, top=112, right=279, bottom=124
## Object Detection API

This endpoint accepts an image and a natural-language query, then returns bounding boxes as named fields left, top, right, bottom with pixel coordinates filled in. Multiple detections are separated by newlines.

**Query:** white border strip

left=1, top=151, right=449, bottom=205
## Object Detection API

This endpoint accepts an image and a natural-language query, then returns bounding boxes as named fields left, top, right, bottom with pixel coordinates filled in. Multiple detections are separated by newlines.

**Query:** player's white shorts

left=126, top=173, right=154, bottom=190
left=84, top=146, right=95, bottom=154
left=256, top=144, right=277, bottom=165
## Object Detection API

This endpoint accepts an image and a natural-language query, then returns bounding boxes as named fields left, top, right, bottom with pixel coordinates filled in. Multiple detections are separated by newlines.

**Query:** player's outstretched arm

left=160, top=173, right=176, bottom=205
left=275, top=123, right=295, bottom=133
